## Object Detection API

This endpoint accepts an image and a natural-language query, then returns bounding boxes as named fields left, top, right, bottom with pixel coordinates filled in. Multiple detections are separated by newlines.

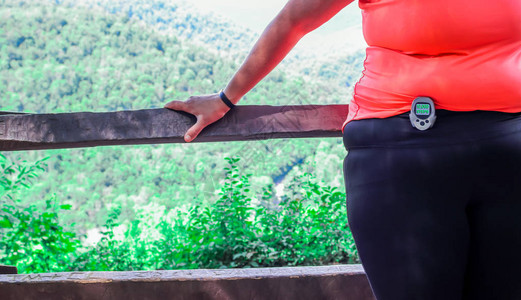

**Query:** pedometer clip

left=410, top=97, right=436, bottom=130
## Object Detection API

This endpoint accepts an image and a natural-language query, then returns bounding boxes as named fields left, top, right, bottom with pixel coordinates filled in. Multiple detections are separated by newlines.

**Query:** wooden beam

left=0, top=264, right=374, bottom=300
left=0, top=265, right=17, bottom=275
left=0, top=105, right=348, bottom=151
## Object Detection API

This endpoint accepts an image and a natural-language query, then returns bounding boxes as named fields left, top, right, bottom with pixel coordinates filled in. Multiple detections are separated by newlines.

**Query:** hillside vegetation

left=0, top=0, right=365, bottom=272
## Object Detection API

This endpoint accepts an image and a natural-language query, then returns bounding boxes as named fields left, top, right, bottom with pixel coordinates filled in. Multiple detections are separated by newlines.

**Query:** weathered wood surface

left=0, top=264, right=374, bottom=300
left=0, top=105, right=348, bottom=151
left=0, top=265, right=17, bottom=275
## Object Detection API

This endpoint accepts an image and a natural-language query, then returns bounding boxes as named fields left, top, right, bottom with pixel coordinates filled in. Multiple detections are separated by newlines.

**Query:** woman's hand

left=164, top=94, right=231, bottom=143
left=164, top=0, right=353, bottom=143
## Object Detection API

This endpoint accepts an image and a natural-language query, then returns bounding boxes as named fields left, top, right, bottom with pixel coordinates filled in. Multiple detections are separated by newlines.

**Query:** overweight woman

left=165, top=0, right=521, bottom=299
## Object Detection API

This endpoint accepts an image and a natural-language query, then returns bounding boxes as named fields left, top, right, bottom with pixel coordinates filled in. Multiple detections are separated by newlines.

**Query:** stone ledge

left=0, top=264, right=374, bottom=300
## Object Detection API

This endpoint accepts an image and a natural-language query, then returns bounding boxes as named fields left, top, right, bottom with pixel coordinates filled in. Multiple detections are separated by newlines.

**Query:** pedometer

left=410, top=97, right=436, bottom=130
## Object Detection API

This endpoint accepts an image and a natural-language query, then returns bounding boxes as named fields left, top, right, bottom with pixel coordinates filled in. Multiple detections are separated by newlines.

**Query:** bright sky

left=184, top=0, right=290, bottom=32
left=182, top=0, right=366, bottom=54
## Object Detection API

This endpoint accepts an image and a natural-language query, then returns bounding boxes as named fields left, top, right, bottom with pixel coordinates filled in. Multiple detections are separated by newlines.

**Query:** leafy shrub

left=0, top=155, right=80, bottom=273
left=1, top=155, right=358, bottom=273
left=72, top=157, right=358, bottom=270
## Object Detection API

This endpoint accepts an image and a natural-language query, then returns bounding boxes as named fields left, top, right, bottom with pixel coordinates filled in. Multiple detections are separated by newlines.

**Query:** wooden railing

left=0, top=105, right=376, bottom=299
left=0, top=105, right=348, bottom=151
left=0, top=265, right=17, bottom=275
left=0, top=265, right=374, bottom=300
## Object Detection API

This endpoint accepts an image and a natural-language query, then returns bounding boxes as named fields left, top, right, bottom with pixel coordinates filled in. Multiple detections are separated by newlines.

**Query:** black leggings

left=343, top=110, right=521, bottom=300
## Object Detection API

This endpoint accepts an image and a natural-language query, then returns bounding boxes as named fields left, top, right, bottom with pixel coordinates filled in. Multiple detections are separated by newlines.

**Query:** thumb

left=164, top=100, right=187, bottom=111
left=184, top=117, right=206, bottom=143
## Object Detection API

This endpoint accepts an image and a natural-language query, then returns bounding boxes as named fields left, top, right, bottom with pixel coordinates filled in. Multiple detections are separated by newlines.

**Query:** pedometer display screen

left=415, top=103, right=430, bottom=116
left=410, top=97, right=436, bottom=130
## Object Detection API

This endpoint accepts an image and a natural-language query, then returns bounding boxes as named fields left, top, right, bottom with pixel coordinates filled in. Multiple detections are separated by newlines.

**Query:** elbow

left=274, top=9, right=312, bottom=41
left=277, top=0, right=354, bottom=36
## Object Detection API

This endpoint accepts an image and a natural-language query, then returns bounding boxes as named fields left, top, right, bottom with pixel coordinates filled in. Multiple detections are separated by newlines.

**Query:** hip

left=343, top=110, right=521, bottom=150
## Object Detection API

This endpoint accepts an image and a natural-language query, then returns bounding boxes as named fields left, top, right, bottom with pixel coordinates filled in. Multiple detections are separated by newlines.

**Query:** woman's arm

left=223, top=0, right=354, bottom=102
left=165, top=0, right=354, bottom=142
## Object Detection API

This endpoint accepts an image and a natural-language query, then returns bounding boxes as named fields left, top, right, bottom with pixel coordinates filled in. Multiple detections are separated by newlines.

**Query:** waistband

left=343, top=110, right=521, bottom=150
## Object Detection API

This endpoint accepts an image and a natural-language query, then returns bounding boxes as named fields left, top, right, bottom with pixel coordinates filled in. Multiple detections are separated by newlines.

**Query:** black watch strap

left=219, top=90, right=235, bottom=109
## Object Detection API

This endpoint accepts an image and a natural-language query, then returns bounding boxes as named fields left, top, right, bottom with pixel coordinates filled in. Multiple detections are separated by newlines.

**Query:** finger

left=164, top=100, right=188, bottom=111
left=184, top=117, right=206, bottom=143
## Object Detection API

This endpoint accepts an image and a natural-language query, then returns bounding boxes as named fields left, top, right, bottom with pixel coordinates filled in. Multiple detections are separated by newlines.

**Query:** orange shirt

left=342, top=0, right=521, bottom=132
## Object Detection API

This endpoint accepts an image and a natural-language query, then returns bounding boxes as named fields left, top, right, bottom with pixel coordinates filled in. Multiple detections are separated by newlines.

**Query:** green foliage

left=1, top=156, right=358, bottom=273
left=173, top=156, right=359, bottom=268
left=173, top=156, right=261, bottom=268
left=0, top=155, right=80, bottom=273
left=0, top=154, right=47, bottom=197
left=1, top=0, right=354, bottom=234
left=63, top=157, right=357, bottom=272
left=73, top=205, right=137, bottom=271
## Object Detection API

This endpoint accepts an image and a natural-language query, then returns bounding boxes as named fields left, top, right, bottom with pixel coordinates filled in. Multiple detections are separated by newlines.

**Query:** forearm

left=223, top=0, right=353, bottom=103
left=223, top=15, right=303, bottom=103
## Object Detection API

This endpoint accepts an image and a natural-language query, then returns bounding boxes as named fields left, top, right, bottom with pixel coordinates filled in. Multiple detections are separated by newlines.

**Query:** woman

left=165, top=0, right=521, bottom=299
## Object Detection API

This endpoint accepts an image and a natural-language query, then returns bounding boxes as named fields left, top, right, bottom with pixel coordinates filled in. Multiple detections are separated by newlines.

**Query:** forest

left=0, top=0, right=365, bottom=273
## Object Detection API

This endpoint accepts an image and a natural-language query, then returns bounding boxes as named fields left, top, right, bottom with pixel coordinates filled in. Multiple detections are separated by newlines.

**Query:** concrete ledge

left=0, top=264, right=374, bottom=300
left=0, top=105, right=349, bottom=151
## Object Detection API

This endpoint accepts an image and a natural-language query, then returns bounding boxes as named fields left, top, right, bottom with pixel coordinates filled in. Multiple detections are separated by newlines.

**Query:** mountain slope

left=1, top=0, right=351, bottom=233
